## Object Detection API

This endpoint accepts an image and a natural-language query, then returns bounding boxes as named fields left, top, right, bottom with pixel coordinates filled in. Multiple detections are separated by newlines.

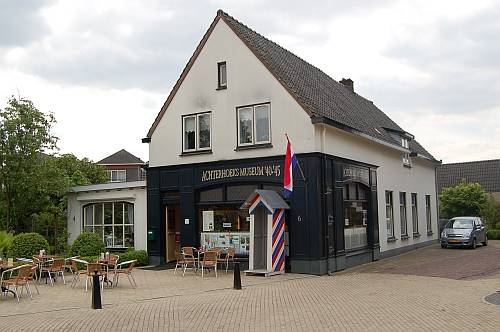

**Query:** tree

left=0, top=97, right=58, bottom=231
left=439, top=181, right=489, bottom=219
left=480, top=197, right=500, bottom=229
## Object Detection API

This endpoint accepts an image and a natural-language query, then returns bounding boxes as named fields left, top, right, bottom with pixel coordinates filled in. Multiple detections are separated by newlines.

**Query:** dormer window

left=217, top=62, right=227, bottom=89
left=401, top=137, right=409, bottom=149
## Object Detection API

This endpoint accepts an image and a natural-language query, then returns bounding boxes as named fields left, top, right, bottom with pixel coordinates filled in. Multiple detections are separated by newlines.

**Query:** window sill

left=235, top=143, right=273, bottom=151
left=412, top=233, right=420, bottom=238
left=180, top=150, right=213, bottom=157
left=400, top=235, right=410, bottom=240
left=387, top=237, right=397, bottom=243
left=216, top=86, right=227, bottom=91
left=427, top=231, right=433, bottom=236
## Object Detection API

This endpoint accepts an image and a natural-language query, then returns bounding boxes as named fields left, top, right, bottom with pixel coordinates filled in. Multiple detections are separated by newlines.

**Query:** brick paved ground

left=1, top=242, right=500, bottom=331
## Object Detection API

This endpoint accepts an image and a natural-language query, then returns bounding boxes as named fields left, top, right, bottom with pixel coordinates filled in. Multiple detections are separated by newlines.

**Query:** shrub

left=116, top=249, right=148, bottom=266
left=487, top=229, right=500, bottom=240
left=70, top=232, right=105, bottom=257
left=496, top=222, right=500, bottom=230
left=11, top=232, right=49, bottom=258
left=0, top=231, right=15, bottom=258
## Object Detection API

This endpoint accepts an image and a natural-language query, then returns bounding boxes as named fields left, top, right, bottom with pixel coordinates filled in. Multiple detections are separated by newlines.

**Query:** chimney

left=340, top=78, right=354, bottom=92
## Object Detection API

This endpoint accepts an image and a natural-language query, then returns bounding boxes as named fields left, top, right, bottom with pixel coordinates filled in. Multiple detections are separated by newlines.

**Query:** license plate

left=449, top=239, right=461, bottom=243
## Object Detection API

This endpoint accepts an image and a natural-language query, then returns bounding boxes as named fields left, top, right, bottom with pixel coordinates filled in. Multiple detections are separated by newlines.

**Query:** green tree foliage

left=480, top=197, right=500, bottom=229
left=0, top=97, right=58, bottom=231
left=0, top=97, right=108, bottom=253
left=0, top=230, right=14, bottom=257
left=70, top=232, right=106, bottom=257
left=11, top=232, right=49, bottom=258
left=439, top=182, right=489, bottom=219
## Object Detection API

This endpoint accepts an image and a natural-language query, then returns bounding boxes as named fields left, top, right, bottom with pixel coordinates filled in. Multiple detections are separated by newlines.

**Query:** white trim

left=237, top=103, right=271, bottom=147
left=70, top=181, right=146, bottom=193
left=182, top=115, right=197, bottom=152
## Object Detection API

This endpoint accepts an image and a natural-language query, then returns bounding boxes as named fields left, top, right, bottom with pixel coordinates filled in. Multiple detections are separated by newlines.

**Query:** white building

left=67, top=181, right=147, bottom=251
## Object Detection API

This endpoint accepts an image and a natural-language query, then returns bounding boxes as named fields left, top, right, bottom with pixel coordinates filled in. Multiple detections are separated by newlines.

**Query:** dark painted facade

left=146, top=152, right=380, bottom=275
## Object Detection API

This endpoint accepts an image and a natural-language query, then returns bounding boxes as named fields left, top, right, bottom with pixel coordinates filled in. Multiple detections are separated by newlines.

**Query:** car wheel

left=471, top=238, right=476, bottom=249
left=482, top=235, right=488, bottom=246
left=441, top=243, right=447, bottom=249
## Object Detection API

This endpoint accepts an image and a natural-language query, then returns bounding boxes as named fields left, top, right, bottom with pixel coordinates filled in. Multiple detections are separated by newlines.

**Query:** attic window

left=402, top=153, right=412, bottom=167
left=401, top=137, right=409, bottom=149
left=217, top=62, right=227, bottom=89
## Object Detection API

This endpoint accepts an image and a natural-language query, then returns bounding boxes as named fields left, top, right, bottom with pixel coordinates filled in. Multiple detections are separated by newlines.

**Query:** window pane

left=255, top=105, right=270, bottom=142
left=104, top=203, right=113, bottom=225
left=104, top=226, right=113, bottom=247
left=114, top=226, right=124, bottom=247
left=114, top=202, right=124, bottom=224
left=94, top=204, right=103, bottom=225
left=198, top=113, right=211, bottom=149
left=117, top=170, right=126, bottom=182
left=219, top=63, right=227, bottom=86
left=94, top=226, right=103, bottom=242
left=84, top=205, right=93, bottom=226
left=124, top=203, right=134, bottom=224
left=184, top=116, right=196, bottom=150
left=124, top=226, right=134, bottom=247
left=238, top=108, right=253, bottom=144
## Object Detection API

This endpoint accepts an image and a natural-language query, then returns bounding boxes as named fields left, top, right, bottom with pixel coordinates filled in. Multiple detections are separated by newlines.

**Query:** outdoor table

left=95, top=259, right=113, bottom=286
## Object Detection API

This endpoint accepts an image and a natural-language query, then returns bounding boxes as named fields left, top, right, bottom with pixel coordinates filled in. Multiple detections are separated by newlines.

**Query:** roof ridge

left=441, top=158, right=500, bottom=166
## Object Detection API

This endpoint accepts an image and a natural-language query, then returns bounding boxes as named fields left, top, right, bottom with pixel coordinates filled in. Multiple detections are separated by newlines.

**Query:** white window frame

left=237, top=103, right=271, bottom=147
left=412, top=193, right=419, bottom=235
left=386, top=191, right=394, bottom=239
left=109, top=170, right=126, bottom=182
left=400, top=192, right=408, bottom=236
left=402, top=152, right=412, bottom=166
left=218, top=62, right=227, bottom=88
left=425, top=195, right=432, bottom=233
left=182, top=112, right=212, bottom=153
left=401, top=137, right=409, bottom=149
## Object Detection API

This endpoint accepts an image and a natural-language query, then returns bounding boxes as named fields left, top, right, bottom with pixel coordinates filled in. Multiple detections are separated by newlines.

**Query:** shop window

left=227, top=185, right=258, bottom=201
left=426, top=195, right=432, bottom=234
left=237, top=103, right=271, bottom=147
left=217, top=61, right=227, bottom=89
left=83, top=202, right=134, bottom=248
left=399, top=192, right=408, bottom=236
left=343, top=183, right=368, bottom=250
left=182, top=112, right=211, bottom=152
left=386, top=191, right=395, bottom=239
left=412, top=193, right=419, bottom=235
left=199, top=188, right=224, bottom=202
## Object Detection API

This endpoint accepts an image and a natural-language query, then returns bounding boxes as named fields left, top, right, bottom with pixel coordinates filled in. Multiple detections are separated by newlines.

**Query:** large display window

left=343, top=182, right=368, bottom=250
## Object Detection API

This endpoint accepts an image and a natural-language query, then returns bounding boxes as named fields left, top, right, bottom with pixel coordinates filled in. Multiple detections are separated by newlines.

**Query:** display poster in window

left=202, top=211, right=214, bottom=231
left=223, top=222, right=232, bottom=228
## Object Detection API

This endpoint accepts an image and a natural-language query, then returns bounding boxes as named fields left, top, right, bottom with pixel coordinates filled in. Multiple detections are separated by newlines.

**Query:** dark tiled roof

left=437, top=159, right=500, bottom=193
left=98, top=149, right=144, bottom=165
left=220, top=11, right=436, bottom=161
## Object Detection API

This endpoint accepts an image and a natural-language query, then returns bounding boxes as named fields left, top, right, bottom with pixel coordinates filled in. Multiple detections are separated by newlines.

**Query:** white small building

left=67, top=181, right=147, bottom=251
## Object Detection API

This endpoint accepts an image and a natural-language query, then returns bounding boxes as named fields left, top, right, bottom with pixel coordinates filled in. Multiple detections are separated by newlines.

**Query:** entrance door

left=165, top=205, right=181, bottom=262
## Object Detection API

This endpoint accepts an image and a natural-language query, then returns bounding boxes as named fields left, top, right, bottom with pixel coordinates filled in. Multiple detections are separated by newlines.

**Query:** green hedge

left=70, top=232, right=106, bottom=257
left=11, top=233, right=49, bottom=258
left=116, top=249, right=148, bottom=266
left=487, top=229, right=500, bottom=240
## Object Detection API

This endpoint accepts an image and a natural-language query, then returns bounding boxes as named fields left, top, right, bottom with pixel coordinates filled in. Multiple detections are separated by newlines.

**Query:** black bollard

left=92, top=270, right=102, bottom=309
left=233, top=262, right=242, bottom=290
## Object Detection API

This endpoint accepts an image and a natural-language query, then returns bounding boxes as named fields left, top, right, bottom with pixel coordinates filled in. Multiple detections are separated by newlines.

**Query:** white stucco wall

left=316, top=124, right=438, bottom=252
left=149, top=19, right=315, bottom=167
left=67, top=185, right=147, bottom=251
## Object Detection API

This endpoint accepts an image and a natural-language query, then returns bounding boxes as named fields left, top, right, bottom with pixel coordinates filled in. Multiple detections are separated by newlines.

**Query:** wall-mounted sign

left=202, top=211, right=214, bottom=231
left=223, top=222, right=232, bottom=228
left=196, top=160, right=282, bottom=184
left=184, top=218, right=190, bottom=225
left=342, top=166, right=369, bottom=185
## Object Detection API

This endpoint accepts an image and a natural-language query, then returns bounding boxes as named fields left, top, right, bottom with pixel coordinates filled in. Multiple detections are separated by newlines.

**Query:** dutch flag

left=283, top=134, right=298, bottom=198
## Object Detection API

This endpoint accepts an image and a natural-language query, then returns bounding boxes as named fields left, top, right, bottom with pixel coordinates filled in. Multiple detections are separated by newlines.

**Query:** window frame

left=182, top=111, right=212, bottom=153
left=109, top=170, right=127, bottom=182
left=217, top=61, right=227, bottom=89
left=425, top=194, right=432, bottom=234
left=82, top=201, right=134, bottom=248
left=385, top=191, right=395, bottom=239
left=236, top=103, right=271, bottom=147
left=411, top=193, right=419, bottom=235
left=399, top=192, right=408, bottom=236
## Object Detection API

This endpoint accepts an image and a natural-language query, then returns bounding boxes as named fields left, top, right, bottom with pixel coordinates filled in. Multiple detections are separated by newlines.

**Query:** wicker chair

left=200, top=251, right=218, bottom=278
left=41, top=258, right=66, bottom=286
left=86, top=263, right=106, bottom=292
left=1, top=265, right=33, bottom=302
left=217, top=247, right=236, bottom=274
left=70, top=259, right=88, bottom=288
left=181, top=247, right=197, bottom=276
left=174, top=251, right=186, bottom=275
left=112, top=260, right=137, bottom=288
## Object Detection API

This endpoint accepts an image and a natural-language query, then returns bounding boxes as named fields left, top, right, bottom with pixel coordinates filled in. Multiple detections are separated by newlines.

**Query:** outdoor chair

left=70, top=259, right=88, bottom=288
left=41, top=258, right=66, bottom=286
left=173, top=251, right=186, bottom=275
left=200, top=251, right=218, bottom=278
left=108, top=254, right=120, bottom=270
left=181, top=247, right=197, bottom=276
left=1, top=264, right=34, bottom=302
left=27, top=265, right=40, bottom=295
left=217, top=247, right=235, bottom=274
left=63, top=256, right=79, bottom=274
left=112, top=260, right=137, bottom=288
left=86, top=263, right=106, bottom=292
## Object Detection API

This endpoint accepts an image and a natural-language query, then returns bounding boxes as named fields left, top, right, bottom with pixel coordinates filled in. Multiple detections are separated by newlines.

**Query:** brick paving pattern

left=1, top=242, right=500, bottom=331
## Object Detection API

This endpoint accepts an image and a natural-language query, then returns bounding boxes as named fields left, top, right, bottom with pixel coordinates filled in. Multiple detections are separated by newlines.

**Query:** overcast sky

left=1, top=0, right=499, bottom=163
